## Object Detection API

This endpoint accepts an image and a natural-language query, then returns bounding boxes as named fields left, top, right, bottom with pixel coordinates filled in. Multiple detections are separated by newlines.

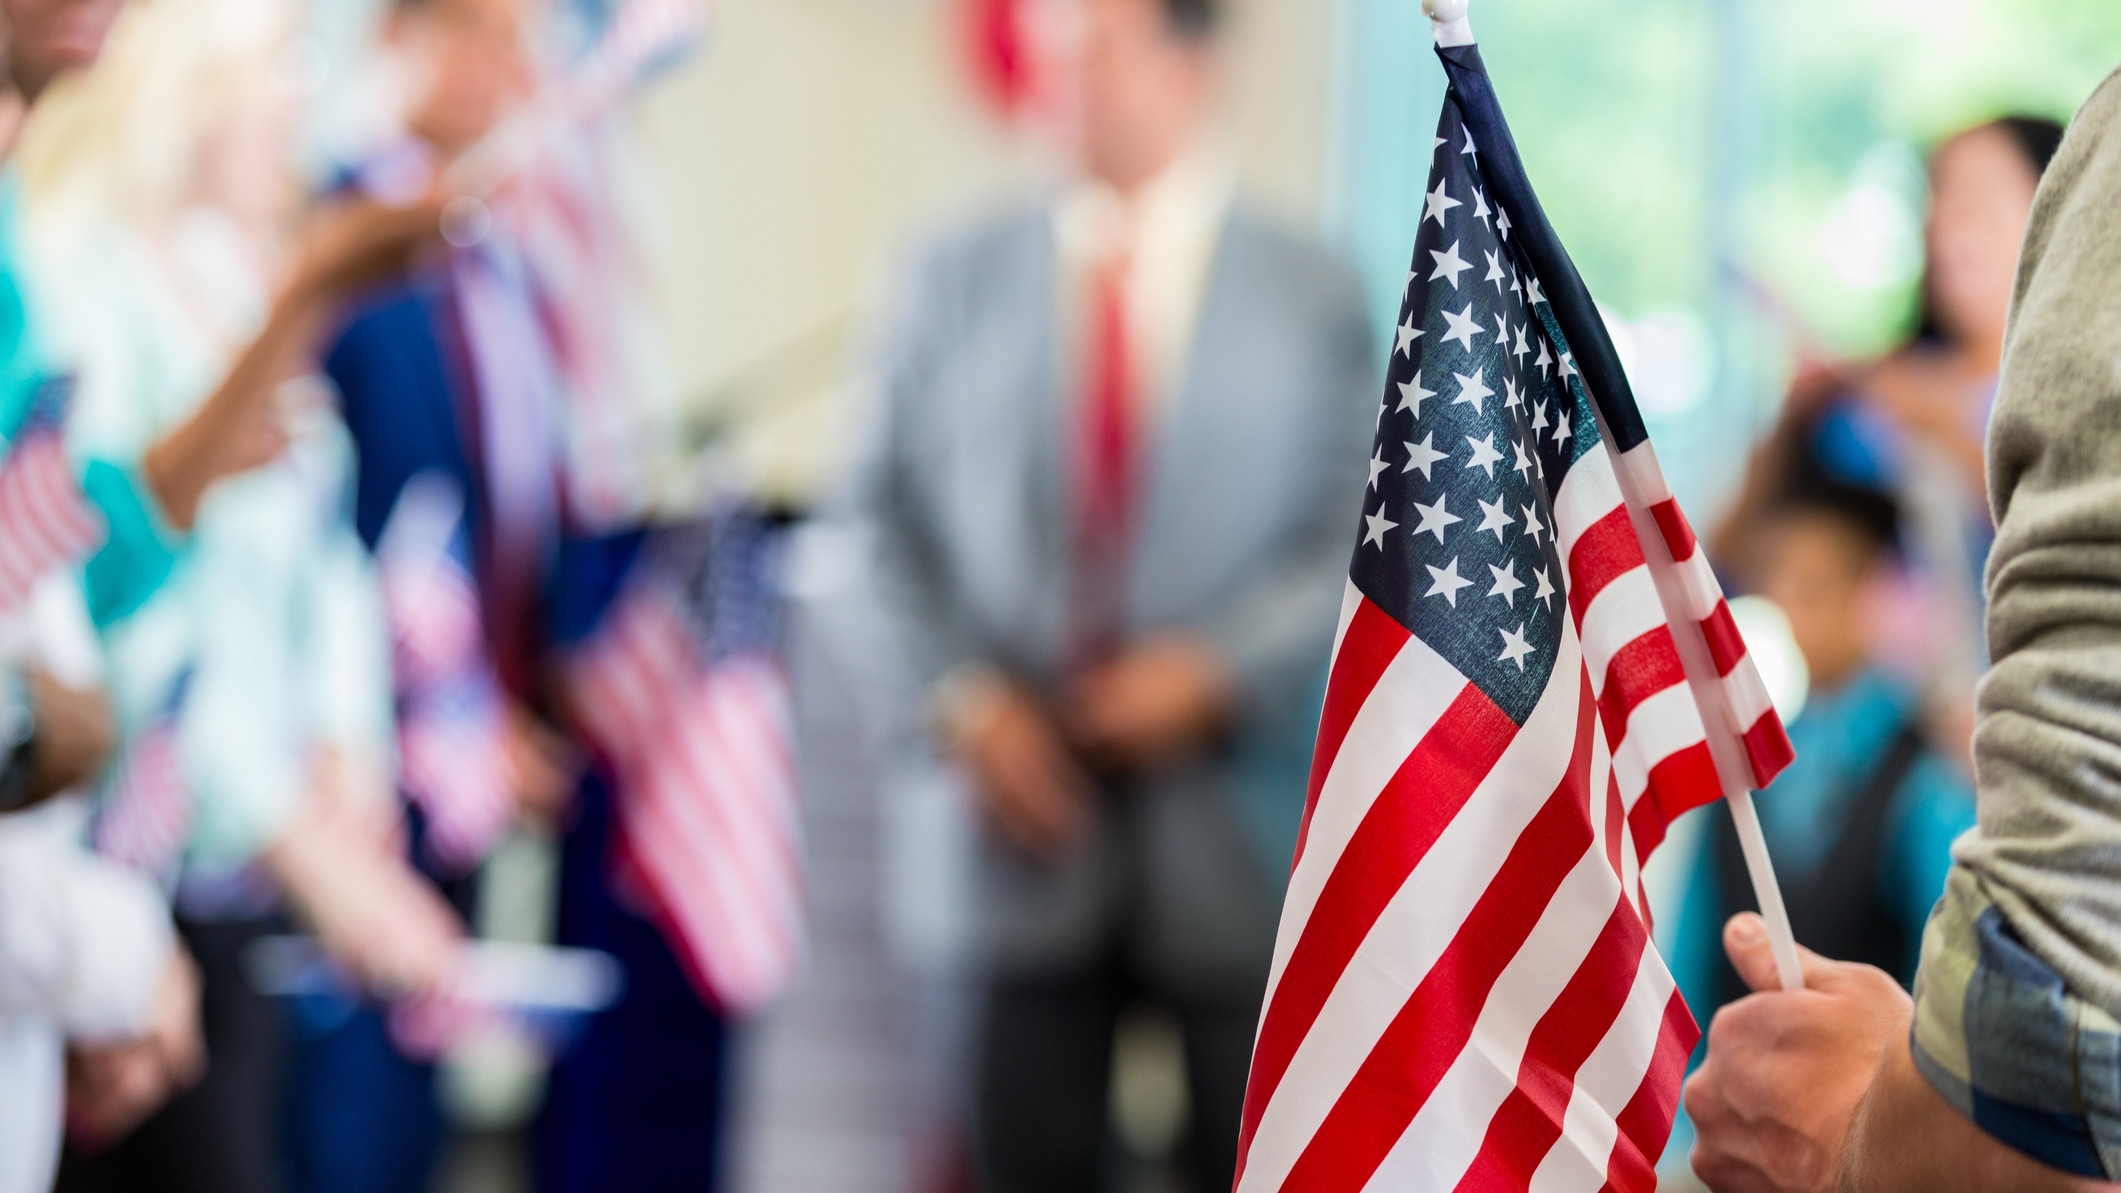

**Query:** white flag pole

left=1725, top=789, right=1804, bottom=990
left=1422, top=0, right=1475, bottom=47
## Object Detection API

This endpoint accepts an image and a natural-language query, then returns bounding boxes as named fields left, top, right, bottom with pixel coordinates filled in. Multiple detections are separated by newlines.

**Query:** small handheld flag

left=0, top=378, right=103, bottom=614
left=1232, top=9, right=1796, bottom=1192
left=567, top=511, right=803, bottom=1016
left=378, top=474, right=518, bottom=873
left=92, top=671, right=193, bottom=887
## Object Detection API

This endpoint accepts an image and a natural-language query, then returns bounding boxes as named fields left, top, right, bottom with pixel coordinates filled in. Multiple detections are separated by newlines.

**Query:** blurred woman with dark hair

left=1715, top=114, right=2064, bottom=770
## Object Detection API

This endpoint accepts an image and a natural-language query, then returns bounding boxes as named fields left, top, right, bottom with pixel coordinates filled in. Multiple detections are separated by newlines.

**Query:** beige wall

left=627, top=0, right=1340, bottom=504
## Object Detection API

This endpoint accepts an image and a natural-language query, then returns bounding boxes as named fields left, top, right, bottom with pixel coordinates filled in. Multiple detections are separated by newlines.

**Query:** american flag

left=1233, top=44, right=1793, bottom=1193
left=0, top=378, right=103, bottom=614
left=93, top=672, right=193, bottom=887
left=454, top=0, right=707, bottom=529
left=568, top=512, right=803, bottom=1016
left=378, top=475, right=519, bottom=873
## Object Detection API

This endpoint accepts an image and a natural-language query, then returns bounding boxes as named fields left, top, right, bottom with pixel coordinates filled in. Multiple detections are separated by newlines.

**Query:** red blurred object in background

left=960, top=0, right=1030, bottom=114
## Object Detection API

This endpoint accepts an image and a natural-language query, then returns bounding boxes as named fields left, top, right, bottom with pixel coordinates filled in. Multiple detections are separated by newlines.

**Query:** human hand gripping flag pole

left=1231, top=2, right=1802, bottom=1190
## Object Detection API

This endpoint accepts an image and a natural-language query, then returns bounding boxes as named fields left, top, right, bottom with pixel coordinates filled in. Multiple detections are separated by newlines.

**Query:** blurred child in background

left=1670, top=479, right=1976, bottom=1021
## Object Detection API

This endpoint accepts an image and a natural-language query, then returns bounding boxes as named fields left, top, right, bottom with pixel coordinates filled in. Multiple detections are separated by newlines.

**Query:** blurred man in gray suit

left=847, top=0, right=1374, bottom=1187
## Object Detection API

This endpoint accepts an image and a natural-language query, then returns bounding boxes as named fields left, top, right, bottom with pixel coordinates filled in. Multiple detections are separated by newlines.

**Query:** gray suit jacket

left=847, top=198, right=1376, bottom=995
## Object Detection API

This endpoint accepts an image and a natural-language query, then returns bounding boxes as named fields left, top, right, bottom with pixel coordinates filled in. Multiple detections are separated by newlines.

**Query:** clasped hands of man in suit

left=938, top=635, right=1232, bottom=859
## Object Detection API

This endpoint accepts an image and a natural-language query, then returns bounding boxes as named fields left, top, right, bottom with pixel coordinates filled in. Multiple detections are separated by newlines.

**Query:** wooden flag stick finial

left=1422, top=0, right=1474, bottom=47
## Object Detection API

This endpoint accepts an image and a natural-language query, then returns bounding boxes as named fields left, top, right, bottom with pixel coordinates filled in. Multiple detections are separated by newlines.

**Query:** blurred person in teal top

left=3, top=0, right=479, bottom=1188
left=1667, top=480, right=1976, bottom=1020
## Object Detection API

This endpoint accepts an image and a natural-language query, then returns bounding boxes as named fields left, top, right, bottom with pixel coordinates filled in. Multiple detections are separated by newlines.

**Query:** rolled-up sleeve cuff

left=1910, top=874, right=2121, bottom=1179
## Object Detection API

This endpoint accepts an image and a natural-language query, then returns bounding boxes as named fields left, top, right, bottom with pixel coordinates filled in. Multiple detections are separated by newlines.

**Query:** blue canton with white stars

left=1348, top=90, right=1605, bottom=726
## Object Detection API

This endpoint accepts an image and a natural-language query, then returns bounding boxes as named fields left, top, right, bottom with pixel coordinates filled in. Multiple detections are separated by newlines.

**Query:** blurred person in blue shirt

left=319, top=0, right=749, bottom=1189
left=1669, top=479, right=1976, bottom=1027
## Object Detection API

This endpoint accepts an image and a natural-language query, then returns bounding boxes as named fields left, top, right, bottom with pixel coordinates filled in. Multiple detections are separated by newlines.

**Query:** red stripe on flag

left=1295, top=598, right=1411, bottom=866
left=1649, top=498, right=1695, bottom=563
left=1597, top=989, right=1699, bottom=1193
left=1699, top=602, right=1747, bottom=677
left=1567, top=506, right=1645, bottom=623
left=1450, top=897, right=1651, bottom=1190
left=1238, top=679, right=1515, bottom=1163
left=1628, top=741, right=1720, bottom=859
left=1742, top=709, right=1795, bottom=790
left=1603, top=771, right=1625, bottom=880
left=1595, top=629, right=1686, bottom=750
left=1275, top=671, right=1599, bottom=1193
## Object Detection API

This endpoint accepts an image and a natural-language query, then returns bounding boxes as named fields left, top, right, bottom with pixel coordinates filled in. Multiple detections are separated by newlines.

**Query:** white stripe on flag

left=1610, top=684, right=1706, bottom=809
left=1526, top=945, right=1680, bottom=1193
left=1240, top=628, right=1586, bottom=1193
left=1576, top=567, right=1665, bottom=698
left=1264, top=628, right=1464, bottom=997
left=1365, top=849, right=1621, bottom=1191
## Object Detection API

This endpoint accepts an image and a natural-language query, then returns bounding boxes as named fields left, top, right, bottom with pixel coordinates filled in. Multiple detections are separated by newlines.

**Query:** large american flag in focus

left=569, top=512, right=802, bottom=1016
left=0, top=378, right=101, bottom=614
left=1233, top=44, right=1793, bottom=1193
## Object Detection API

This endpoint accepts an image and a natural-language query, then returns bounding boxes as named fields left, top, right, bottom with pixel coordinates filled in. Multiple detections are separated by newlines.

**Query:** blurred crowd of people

left=0, top=0, right=772, bottom=1187
left=0, top=0, right=2084, bottom=1188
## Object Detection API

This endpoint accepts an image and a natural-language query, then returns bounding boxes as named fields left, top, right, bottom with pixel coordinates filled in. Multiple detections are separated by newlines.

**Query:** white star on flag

left=1441, top=303, right=1483, bottom=352
left=1533, top=564, right=1557, bottom=609
left=1398, top=372, right=1436, bottom=416
left=1485, top=250, right=1508, bottom=294
left=1475, top=493, right=1515, bottom=542
left=1503, top=375, right=1523, bottom=411
left=1497, top=622, right=1535, bottom=670
left=1530, top=398, right=1550, bottom=433
left=1471, top=187, right=1492, bottom=231
left=1403, top=432, right=1448, bottom=480
left=1553, top=407, right=1573, bottom=447
left=1521, top=501, right=1548, bottom=546
left=1451, top=367, right=1493, bottom=415
left=1460, top=129, right=1479, bottom=163
left=1430, top=240, right=1472, bottom=288
left=1511, top=436, right=1535, bottom=476
left=1527, top=277, right=1547, bottom=305
left=1534, top=337, right=1553, bottom=379
left=1512, top=322, right=1531, bottom=363
left=1396, top=317, right=1422, bottom=358
left=1560, top=351, right=1579, bottom=380
left=1367, top=449, right=1389, bottom=490
left=1488, top=561, right=1526, bottom=607
left=1362, top=506, right=1398, bottom=549
left=1463, top=433, right=1504, bottom=479
left=1410, top=493, right=1461, bottom=544
left=1423, top=177, right=1461, bottom=227
left=1425, top=557, right=1473, bottom=607
left=1496, top=206, right=1512, bottom=239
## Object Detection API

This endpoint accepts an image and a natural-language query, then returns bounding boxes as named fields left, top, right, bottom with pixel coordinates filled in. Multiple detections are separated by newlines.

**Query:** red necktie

left=1070, top=252, right=1135, bottom=666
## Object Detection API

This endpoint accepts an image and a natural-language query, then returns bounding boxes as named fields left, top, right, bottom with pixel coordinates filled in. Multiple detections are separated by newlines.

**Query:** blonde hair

left=15, top=0, right=297, bottom=248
